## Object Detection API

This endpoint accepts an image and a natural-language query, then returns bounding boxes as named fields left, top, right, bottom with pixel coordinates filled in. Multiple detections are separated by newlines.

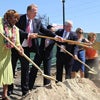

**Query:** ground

left=0, top=67, right=100, bottom=100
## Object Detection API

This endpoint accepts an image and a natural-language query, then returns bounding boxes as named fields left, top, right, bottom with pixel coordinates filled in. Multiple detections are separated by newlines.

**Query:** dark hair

left=27, top=4, right=37, bottom=11
left=47, top=25, right=53, bottom=29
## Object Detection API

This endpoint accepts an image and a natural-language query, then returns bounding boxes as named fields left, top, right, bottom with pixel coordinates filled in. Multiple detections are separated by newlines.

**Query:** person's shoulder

left=56, top=29, right=64, bottom=33
left=70, top=31, right=77, bottom=36
left=70, top=31, right=78, bottom=40
left=19, top=14, right=26, bottom=20
left=14, top=25, right=19, bottom=32
left=0, top=17, right=2, bottom=20
left=33, top=18, right=41, bottom=23
left=0, top=17, right=2, bottom=21
left=55, top=29, right=64, bottom=35
left=0, top=17, right=3, bottom=25
left=70, top=31, right=76, bottom=34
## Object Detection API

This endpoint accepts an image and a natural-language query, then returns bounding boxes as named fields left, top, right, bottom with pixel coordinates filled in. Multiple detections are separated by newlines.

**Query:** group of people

left=0, top=3, right=99, bottom=100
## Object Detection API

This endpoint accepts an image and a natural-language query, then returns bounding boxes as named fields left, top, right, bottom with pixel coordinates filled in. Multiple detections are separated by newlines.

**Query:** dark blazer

left=16, top=14, right=56, bottom=53
left=39, top=38, right=55, bottom=59
left=56, top=29, right=78, bottom=57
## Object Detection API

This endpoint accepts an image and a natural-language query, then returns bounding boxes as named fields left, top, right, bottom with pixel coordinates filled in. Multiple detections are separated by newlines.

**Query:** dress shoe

left=7, top=91, right=13, bottom=96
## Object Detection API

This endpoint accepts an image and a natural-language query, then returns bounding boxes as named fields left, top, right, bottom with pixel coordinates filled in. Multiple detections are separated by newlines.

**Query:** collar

left=26, top=15, right=32, bottom=22
left=64, top=30, right=70, bottom=34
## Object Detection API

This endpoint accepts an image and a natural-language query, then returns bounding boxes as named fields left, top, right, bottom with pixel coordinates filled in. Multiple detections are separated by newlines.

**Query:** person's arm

left=16, top=28, right=21, bottom=46
left=39, top=24, right=63, bottom=42
left=15, top=28, right=24, bottom=55
left=39, top=22, right=56, bottom=37
left=55, top=29, right=65, bottom=45
left=73, top=34, right=79, bottom=59
left=19, top=29, right=28, bottom=39
left=19, top=29, right=38, bottom=40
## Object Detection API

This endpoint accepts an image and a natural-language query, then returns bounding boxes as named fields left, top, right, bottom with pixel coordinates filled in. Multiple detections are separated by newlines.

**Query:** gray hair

left=65, top=20, right=73, bottom=26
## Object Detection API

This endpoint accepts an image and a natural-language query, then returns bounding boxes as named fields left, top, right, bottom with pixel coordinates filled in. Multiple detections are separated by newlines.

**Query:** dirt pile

left=20, top=78, right=100, bottom=100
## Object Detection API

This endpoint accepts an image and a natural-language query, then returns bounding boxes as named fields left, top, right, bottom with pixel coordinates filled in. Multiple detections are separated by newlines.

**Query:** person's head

left=76, top=28, right=84, bottom=38
left=64, top=20, right=73, bottom=32
left=88, top=32, right=97, bottom=42
left=4, top=9, right=20, bottom=26
left=27, top=4, right=38, bottom=19
left=47, top=25, right=56, bottom=32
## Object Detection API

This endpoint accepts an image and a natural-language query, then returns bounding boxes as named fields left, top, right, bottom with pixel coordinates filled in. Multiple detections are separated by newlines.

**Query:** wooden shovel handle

left=0, top=33, right=57, bottom=81
left=37, top=35, right=90, bottom=48
left=56, top=43, right=97, bottom=74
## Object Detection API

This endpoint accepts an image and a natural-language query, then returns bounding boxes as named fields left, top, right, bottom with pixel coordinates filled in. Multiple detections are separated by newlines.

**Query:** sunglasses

left=77, top=31, right=83, bottom=34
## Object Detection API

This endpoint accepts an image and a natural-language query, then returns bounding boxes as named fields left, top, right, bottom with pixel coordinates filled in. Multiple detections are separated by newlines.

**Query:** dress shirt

left=22, top=15, right=33, bottom=47
left=60, top=30, right=70, bottom=52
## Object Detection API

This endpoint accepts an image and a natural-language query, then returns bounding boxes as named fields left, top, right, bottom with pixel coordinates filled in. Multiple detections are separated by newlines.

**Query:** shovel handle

left=0, top=33, right=57, bottom=81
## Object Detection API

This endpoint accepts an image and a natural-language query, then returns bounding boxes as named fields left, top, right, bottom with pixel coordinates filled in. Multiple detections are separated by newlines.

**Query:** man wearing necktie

left=56, top=20, right=78, bottom=82
left=8, top=4, right=63, bottom=96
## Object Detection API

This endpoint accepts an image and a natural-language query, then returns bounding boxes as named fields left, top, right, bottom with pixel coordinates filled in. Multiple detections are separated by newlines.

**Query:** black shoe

left=22, top=92, right=28, bottom=96
left=7, top=91, right=13, bottom=96
left=22, top=91, right=31, bottom=96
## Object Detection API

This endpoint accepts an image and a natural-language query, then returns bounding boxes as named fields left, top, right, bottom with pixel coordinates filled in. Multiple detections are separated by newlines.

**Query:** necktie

left=63, top=32, right=69, bottom=39
left=26, top=19, right=30, bottom=33
left=26, top=19, right=32, bottom=47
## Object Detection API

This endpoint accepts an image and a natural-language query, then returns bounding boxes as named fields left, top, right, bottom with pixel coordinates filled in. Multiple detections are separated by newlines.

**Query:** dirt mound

left=20, top=78, right=100, bottom=100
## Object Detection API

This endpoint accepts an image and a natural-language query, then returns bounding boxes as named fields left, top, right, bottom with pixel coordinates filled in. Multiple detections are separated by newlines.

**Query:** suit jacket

left=39, top=38, right=55, bottom=59
left=16, top=14, right=56, bottom=53
left=56, top=29, right=78, bottom=57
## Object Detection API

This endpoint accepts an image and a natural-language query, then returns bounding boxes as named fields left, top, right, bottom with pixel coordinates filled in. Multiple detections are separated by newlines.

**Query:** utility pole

left=61, top=0, right=65, bottom=29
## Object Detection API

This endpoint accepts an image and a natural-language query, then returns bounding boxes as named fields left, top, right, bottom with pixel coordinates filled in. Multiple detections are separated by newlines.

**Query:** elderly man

left=56, top=20, right=78, bottom=82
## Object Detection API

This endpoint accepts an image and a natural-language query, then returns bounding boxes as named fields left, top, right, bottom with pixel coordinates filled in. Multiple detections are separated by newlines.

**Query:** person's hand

left=29, top=33, right=38, bottom=39
left=55, top=36, right=64, bottom=42
left=73, top=55, right=78, bottom=60
left=18, top=46, right=24, bottom=56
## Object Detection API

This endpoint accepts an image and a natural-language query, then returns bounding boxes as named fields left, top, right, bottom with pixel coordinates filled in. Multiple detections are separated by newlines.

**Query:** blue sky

left=0, top=0, right=100, bottom=33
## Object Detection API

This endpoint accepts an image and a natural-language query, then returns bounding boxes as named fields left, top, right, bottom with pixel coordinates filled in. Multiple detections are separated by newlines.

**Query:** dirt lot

left=0, top=67, right=100, bottom=100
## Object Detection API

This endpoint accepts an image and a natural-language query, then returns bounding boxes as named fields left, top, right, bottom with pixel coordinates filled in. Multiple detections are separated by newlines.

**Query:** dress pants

left=20, top=47, right=30, bottom=95
left=8, top=47, right=30, bottom=95
left=56, top=52, right=73, bottom=82
left=29, top=53, right=42, bottom=90
left=43, top=57, right=51, bottom=85
left=29, top=52, right=51, bottom=90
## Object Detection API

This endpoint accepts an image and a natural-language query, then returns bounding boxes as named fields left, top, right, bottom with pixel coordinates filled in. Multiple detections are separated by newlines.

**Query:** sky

left=0, top=0, right=100, bottom=33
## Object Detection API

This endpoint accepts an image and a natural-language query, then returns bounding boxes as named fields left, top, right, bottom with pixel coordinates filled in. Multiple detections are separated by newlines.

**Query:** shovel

left=0, top=32, right=57, bottom=82
left=37, top=35, right=100, bottom=50
left=55, top=43, right=97, bottom=75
